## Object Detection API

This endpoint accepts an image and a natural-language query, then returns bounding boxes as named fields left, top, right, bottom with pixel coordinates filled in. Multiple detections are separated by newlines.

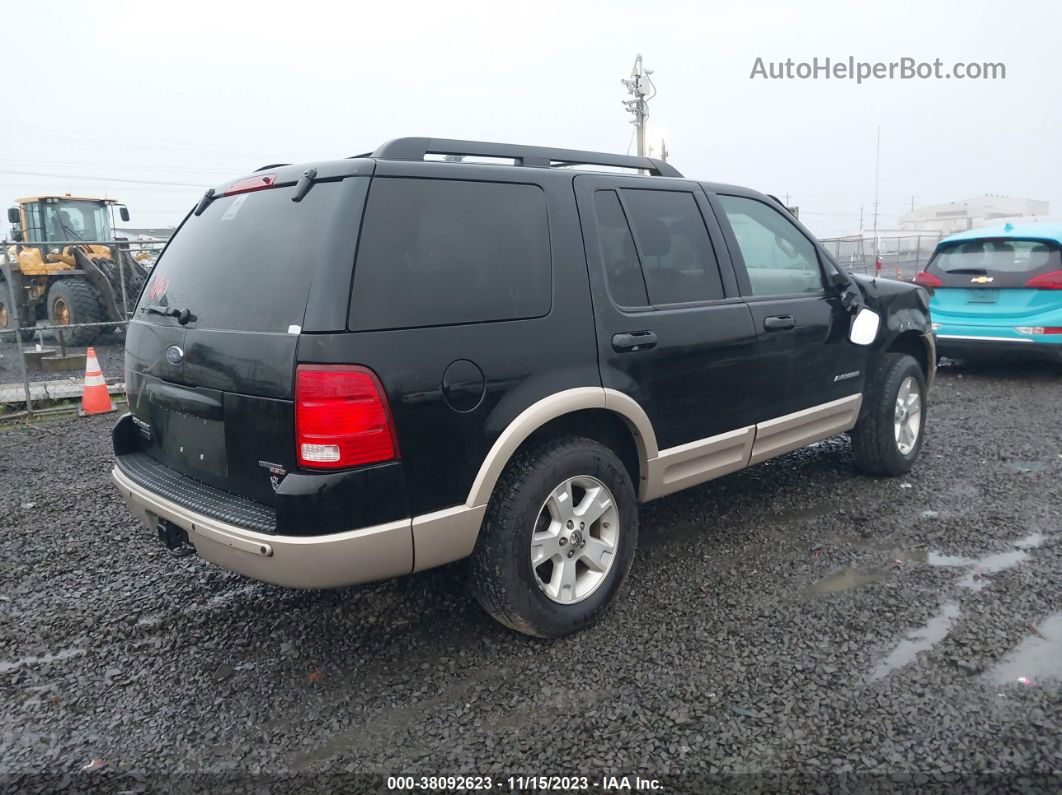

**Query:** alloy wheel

left=530, top=475, right=620, bottom=605
left=894, top=376, right=923, bottom=455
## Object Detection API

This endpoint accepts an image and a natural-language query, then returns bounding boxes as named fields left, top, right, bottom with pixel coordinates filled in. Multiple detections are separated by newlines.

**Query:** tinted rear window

left=622, top=189, right=725, bottom=305
left=593, top=190, right=649, bottom=307
left=348, top=178, right=551, bottom=330
left=139, top=179, right=365, bottom=333
left=929, top=238, right=1060, bottom=275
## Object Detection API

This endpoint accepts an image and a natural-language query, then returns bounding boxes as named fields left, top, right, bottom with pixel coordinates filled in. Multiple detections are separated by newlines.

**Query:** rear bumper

left=112, top=465, right=414, bottom=588
left=935, top=334, right=1062, bottom=363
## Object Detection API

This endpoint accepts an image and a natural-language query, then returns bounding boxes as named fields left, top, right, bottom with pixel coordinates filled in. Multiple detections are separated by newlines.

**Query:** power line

left=0, top=168, right=209, bottom=188
left=0, top=158, right=240, bottom=175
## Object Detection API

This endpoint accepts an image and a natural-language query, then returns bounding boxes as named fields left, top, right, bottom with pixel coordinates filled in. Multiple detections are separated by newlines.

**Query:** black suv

left=112, top=138, right=935, bottom=637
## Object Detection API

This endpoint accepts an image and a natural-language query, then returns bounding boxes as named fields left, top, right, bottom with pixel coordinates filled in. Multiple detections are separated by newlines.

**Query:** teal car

left=915, top=223, right=1062, bottom=365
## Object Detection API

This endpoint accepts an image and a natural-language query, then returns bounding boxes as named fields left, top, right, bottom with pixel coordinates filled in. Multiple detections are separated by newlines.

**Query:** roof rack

left=360, top=137, right=683, bottom=178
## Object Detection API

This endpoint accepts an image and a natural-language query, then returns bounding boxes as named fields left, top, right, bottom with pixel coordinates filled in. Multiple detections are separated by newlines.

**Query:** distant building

left=899, top=195, right=1049, bottom=235
left=115, top=227, right=174, bottom=240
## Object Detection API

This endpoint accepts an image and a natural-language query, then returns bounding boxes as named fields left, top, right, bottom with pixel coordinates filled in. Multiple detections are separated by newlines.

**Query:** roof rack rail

left=254, top=163, right=289, bottom=172
left=362, top=137, right=683, bottom=178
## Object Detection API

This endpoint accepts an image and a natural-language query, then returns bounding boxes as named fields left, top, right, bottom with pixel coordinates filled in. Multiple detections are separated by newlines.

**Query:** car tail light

left=1014, top=326, right=1062, bottom=335
left=223, top=174, right=276, bottom=197
left=295, top=365, right=399, bottom=470
left=1024, top=270, right=1062, bottom=289
left=914, top=271, right=943, bottom=288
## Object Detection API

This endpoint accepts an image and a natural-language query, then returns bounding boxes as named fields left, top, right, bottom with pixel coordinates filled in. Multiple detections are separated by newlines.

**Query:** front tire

left=851, top=353, right=927, bottom=476
left=47, top=278, right=101, bottom=346
left=468, top=436, right=639, bottom=638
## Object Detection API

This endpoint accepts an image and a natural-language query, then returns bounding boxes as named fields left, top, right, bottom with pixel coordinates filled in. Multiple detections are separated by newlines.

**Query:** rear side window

left=623, top=190, right=725, bottom=305
left=349, top=179, right=551, bottom=330
left=593, top=190, right=649, bottom=307
left=718, top=195, right=825, bottom=296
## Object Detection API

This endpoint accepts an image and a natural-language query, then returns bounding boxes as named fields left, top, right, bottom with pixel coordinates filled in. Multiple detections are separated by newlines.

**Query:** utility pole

left=622, top=54, right=655, bottom=158
left=872, top=126, right=881, bottom=255
left=908, top=195, right=917, bottom=212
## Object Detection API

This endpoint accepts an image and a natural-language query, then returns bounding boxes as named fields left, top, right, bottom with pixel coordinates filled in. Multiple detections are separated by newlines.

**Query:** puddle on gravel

left=870, top=532, right=1048, bottom=680
left=809, top=566, right=888, bottom=594
left=985, top=612, right=1062, bottom=686
left=1004, top=460, right=1047, bottom=474
left=871, top=604, right=962, bottom=680
left=0, top=647, right=85, bottom=674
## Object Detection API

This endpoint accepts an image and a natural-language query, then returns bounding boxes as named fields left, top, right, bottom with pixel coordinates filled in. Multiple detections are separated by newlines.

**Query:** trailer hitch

left=156, top=517, right=196, bottom=558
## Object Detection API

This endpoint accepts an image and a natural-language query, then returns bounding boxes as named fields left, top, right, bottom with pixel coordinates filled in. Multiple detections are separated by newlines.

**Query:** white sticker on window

left=221, top=194, right=248, bottom=221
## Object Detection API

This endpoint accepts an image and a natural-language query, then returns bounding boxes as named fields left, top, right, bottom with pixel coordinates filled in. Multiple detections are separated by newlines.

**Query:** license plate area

left=159, top=411, right=229, bottom=477
left=967, top=289, right=999, bottom=304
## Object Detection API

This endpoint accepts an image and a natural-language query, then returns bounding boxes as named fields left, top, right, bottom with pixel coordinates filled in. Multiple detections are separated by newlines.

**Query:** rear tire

left=47, top=278, right=101, bottom=346
left=0, top=286, right=34, bottom=343
left=468, top=436, right=638, bottom=638
left=851, top=353, right=927, bottom=476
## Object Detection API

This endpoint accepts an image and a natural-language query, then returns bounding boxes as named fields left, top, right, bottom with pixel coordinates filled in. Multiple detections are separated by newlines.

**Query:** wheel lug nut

left=579, top=522, right=585, bottom=530
left=567, top=550, right=575, bottom=558
left=559, top=537, right=567, bottom=546
left=566, top=520, right=574, bottom=529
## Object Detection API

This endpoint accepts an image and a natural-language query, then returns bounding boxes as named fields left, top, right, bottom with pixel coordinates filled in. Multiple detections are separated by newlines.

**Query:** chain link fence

left=0, top=237, right=164, bottom=419
left=820, top=233, right=943, bottom=280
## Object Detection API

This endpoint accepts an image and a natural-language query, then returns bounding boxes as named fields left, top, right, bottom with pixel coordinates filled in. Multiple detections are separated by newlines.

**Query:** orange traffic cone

left=79, top=347, right=115, bottom=417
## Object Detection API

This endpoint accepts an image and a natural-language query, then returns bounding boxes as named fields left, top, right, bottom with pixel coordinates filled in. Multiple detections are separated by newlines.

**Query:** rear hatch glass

left=140, top=179, right=363, bottom=333
left=125, top=177, right=366, bottom=505
left=927, top=238, right=1060, bottom=289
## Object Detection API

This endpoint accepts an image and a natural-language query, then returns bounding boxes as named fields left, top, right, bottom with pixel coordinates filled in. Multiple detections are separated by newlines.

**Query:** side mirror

left=7, top=207, right=19, bottom=224
left=119, top=207, right=130, bottom=222
left=849, top=307, right=881, bottom=346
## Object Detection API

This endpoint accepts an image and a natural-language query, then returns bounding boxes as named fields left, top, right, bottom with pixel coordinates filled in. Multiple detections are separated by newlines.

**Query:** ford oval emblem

left=165, top=345, right=184, bottom=365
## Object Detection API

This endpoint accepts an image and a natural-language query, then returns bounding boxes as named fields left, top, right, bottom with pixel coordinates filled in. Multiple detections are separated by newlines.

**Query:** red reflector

left=223, top=174, right=276, bottom=197
left=913, top=271, right=943, bottom=288
left=295, top=365, right=399, bottom=470
left=1025, top=270, right=1062, bottom=289
left=1044, top=327, right=1062, bottom=334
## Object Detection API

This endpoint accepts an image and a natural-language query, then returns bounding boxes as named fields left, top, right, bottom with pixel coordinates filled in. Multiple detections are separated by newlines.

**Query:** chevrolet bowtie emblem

left=970, top=276, right=994, bottom=284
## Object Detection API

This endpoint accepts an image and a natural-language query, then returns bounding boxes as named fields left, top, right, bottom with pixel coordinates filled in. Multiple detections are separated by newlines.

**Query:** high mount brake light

left=913, top=271, right=943, bottom=288
left=1024, top=270, right=1062, bottom=289
left=223, top=174, right=276, bottom=197
left=295, top=365, right=399, bottom=470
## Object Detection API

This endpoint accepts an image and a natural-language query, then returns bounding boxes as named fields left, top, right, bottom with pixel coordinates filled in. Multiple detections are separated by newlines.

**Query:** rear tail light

left=295, top=365, right=399, bottom=470
left=914, top=271, right=943, bottom=288
left=223, top=174, right=276, bottom=197
left=1014, top=326, right=1062, bottom=335
left=1024, top=270, right=1062, bottom=289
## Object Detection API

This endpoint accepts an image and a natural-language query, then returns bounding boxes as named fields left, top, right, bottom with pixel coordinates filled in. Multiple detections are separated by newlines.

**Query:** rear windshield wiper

left=143, top=304, right=196, bottom=325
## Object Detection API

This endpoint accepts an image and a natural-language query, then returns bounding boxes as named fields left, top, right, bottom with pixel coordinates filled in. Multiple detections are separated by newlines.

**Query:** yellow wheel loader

left=2, top=195, right=150, bottom=345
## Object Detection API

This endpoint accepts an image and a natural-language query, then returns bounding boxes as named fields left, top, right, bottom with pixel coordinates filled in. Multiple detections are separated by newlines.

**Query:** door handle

left=763, top=315, right=796, bottom=332
left=612, top=331, right=657, bottom=352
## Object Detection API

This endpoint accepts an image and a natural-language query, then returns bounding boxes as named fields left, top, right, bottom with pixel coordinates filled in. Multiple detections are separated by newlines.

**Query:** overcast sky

left=3, top=0, right=1059, bottom=238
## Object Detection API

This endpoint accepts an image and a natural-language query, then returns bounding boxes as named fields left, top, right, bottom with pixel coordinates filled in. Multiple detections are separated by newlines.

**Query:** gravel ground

left=0, top=360, right=1060, bottom=792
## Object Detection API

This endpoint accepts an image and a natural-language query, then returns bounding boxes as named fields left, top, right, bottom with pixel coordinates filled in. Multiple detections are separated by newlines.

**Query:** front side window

left=20, top=202, right=43, bottom=243
left=349, top=178, right=552, bottom=330
left=718, top=195, right=825, bottom=296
